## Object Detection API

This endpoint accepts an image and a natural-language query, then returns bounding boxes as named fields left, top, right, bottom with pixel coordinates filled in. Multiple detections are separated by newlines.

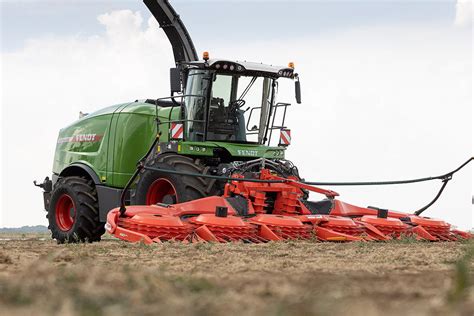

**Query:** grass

left=448, top=241, right=474, bottom=303
left=0, top=235, right=473, bottom=316
left=387, top=234, right=424, bottom=244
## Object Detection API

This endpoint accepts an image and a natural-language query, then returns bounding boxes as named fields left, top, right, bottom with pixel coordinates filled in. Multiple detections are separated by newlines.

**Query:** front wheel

left=47, top=177, right=105, bottom=243
left=133, top=154, right=219, bottom=205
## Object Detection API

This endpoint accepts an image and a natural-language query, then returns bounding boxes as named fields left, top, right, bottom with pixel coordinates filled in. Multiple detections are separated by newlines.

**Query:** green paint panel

left=52, top=101, right=286, bottom=189
left=52, top=103, right=128, bottom=181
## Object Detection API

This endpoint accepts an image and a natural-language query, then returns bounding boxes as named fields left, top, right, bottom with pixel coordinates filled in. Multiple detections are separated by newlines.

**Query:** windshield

left=184, top=69, right=281, bottom=145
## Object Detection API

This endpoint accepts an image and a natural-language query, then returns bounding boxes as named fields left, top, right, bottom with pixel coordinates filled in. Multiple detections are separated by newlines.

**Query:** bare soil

left=0, top=233, right=472, bottom=316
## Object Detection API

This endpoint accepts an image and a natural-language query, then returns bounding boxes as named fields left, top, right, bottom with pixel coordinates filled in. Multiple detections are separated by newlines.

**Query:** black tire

left=133, top=153, right=219, bottom=205
left=47, top=176, right=105, bottom=243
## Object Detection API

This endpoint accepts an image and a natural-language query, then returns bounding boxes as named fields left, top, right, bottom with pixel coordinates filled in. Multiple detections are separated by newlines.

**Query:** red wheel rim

left=146, top=178, right=177, bottom=205
left=55, top=194, right=76, bottom=231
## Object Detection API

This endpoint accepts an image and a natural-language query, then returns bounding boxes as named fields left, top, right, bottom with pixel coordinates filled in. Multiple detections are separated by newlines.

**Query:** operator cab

left=178, top=57, right=301, bottom=146
left=144, top=1, right=301, bottom=147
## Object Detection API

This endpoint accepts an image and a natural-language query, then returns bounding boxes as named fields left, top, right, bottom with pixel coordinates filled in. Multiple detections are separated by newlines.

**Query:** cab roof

left=185, top=59, right=295, bottom=79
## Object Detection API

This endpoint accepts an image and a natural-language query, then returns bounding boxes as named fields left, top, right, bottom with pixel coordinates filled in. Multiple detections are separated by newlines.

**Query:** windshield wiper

left=238, top=76, right=257, bottom=100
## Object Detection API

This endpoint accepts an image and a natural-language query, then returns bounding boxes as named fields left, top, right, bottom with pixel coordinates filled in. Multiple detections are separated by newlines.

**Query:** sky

left=0, top=0, right=473, bottom=229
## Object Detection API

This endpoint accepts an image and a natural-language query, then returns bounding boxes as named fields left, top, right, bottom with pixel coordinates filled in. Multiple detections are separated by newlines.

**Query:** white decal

left=57, top=134, right=103, bottom=144
left=237, top=149, right=258, bottom=156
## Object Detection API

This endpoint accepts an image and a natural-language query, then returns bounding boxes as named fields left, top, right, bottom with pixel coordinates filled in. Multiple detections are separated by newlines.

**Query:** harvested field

left=0, top=234, right=473, bottom=316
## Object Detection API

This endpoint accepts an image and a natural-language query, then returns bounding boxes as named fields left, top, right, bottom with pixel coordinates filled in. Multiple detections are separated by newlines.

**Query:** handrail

left=152, top=94, right=290, bottom=146
left=153, top=94, right=206, bottom=142
left=268, top=102, right=290, bottom=145
left=245, top=102, right=291, bottom=145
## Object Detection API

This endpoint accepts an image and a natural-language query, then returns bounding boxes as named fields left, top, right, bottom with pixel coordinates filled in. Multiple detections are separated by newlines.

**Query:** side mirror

left=170, top=67, right=181, bottom=94
left=295, top=77, right=302, bottom=104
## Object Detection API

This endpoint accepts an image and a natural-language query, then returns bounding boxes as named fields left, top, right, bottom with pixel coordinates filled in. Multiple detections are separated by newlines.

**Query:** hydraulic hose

left=119, top=133, right=161, bottom=216
left=304, top=157, right=473, bottom=187
left=121, top=154, right=472, bottom=216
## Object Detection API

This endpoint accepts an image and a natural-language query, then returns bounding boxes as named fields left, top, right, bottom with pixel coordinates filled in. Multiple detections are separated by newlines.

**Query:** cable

left=119, top=134, right=162, bottom=216
left=143, top=157, right=472, bottom=186
left=413, top=178, right=450, bottom=216
left=122, top=156, right=472, bottom=216
left=303, top=157, right=472, bottom=186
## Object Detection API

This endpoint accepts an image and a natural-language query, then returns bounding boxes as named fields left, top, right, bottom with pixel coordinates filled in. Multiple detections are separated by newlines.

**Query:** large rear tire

left=133, top=153, right=219, bottom=205
left=47, top=176, right=105, bottom=243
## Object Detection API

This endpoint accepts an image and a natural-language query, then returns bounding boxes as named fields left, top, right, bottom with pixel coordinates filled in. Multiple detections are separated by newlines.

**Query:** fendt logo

left=57, top=134, right=103, bottom=144
left=237, top=149, right=258, bottom=157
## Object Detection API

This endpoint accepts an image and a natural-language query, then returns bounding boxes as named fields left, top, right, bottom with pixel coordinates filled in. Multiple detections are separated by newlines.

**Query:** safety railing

left=153, top=94, right=206, bottom=141
left=245, top=102, right=291, bottom=145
